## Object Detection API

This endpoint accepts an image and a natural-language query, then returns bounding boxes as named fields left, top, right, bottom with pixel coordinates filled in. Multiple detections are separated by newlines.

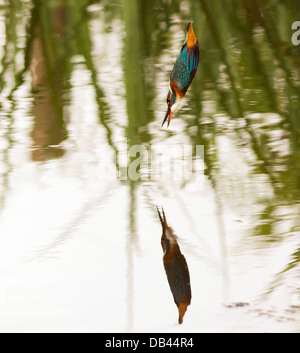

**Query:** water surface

left=0, top=0, right=299, bottom=332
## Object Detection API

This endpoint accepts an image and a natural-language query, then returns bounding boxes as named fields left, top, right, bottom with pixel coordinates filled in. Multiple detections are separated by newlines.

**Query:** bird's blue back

left=170, top=42, right=199, bottom=94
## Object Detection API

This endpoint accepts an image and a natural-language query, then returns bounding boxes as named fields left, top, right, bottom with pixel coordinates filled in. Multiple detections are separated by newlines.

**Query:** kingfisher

left=162, top=22, right=200, bottom=128
left=157, top=207, right=192, bottom=324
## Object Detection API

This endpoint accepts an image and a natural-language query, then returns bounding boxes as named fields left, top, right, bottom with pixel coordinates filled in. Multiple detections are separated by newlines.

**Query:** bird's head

left=162, top=88, right=177, bottom=128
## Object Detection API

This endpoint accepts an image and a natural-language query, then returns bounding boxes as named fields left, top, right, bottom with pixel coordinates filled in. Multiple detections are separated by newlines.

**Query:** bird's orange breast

left=163, top=243, right=181, bottom=264
left=170, top=81, right=185, bottom=98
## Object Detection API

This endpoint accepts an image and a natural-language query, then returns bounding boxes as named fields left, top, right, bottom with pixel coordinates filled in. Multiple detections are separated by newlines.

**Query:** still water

left=0, top=0, right=299, bottom=332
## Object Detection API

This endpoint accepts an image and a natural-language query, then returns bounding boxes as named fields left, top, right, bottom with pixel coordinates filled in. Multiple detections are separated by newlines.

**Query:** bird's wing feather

left=164, top=251, right=191, bottom=306
left=170, top=42, right=199, bottom=94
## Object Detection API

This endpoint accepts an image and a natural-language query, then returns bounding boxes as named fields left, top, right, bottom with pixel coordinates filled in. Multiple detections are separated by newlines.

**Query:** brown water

left=0, top=0, right=299, bottom=332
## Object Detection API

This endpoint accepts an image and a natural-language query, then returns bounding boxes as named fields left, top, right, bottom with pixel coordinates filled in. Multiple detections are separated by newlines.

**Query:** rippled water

left=0, top=0, right=299, bottom=332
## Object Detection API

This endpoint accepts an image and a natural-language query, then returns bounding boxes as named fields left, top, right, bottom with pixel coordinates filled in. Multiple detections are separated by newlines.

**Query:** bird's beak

left=157, top=206, right=168, bottom=230
left=162, top=106, right=173, bottom=128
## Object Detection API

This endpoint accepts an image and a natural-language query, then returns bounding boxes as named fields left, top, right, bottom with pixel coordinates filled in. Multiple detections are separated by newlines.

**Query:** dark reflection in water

left=29, top=1, right=67, bottom=161
left=157, top=207, right=191, bottom=324
left=0, top=0, right=300, bottom=331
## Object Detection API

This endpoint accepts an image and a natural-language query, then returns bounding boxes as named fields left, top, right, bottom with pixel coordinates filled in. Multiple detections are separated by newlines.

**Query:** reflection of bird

left=157, top=207, right=191, bottom=324
left=162, top=22, right=199, bottom=128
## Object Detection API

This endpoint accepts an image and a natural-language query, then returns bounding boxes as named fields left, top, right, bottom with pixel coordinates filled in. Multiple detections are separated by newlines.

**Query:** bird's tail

left=178, top=302, right=188, bottom=324
left=186, top=22, right=197, bottom=48
left=178, top=303, right=187, bottom=324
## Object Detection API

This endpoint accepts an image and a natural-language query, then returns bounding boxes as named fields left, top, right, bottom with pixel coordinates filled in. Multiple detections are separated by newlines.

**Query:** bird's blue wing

left=170, top=43, right=199, bottom=94
left=164, top=252, right=191, bottom=306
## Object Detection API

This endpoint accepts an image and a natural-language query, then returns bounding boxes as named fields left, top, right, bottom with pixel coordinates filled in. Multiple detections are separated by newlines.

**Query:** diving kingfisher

left=162, top=22, right=199, bottom=128
left=157, top=207, right=192, bottom=324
